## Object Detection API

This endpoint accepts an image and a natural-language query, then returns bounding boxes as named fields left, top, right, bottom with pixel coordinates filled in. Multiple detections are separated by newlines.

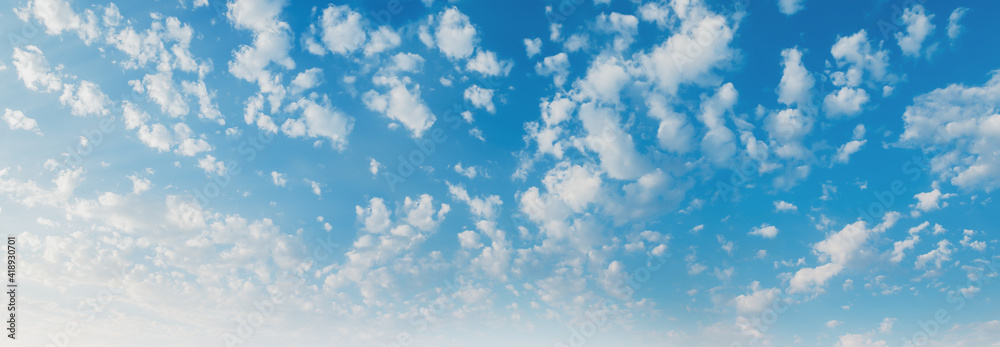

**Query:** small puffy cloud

left=60, top=81, right=111, bottom=117
left=453, top=162, right=480, bottom=179
left=128, top=174, right=151, bottom=195
left=389, top=52, right=425, bottom=73
left=749, top=224, right=779, bottom=239
left=466, top=50, right=512, bottom=77
left=777, top=47, right=814, bottom=107
left=899, top=73, right=1000, bottom=190
left=369, top=158, right=382, bottom=176
left=638, top=2, right=736, bottom=94
left=766, top=108, right=814, bottom=159
left=826, top=320, right=843, bottom=328
left=3, top=109, right=41, bottom=133
left=894, top=5, right=936, bottom=57
left=960, top=231, right=986, bottom=251
left=141, top=72, right=188, bottom=118
left=290, top=68, right=324, bottom=94
left=458, top=230, right=482, bottom=249
left=364, top=26, right=401, bottom=56
left=830, top=30, right=891, bottom=86
left=834, top=334, right=888, bottom=347
left=318, top=4, right=367, bottom=55
left=596, top=12, right=639, bottom=51
left=947, top=7, right=968, bottom=40
left=523, top=37, right=542, bottom=57
left=281, top=96, right=355, bottom=150
left=732, top=281, right=781, bottom=314
left=271, top=171, right=287, bottom=187
left=777, top=0, right=805, bottom=16
left=363, top=75, right=435, bottom=138
left=463, top=85, right=495, bottom=113
left=824, top=87, right=869, bottom=117
left=774, top=200, right=798, bottom=212
left=12, top=46, right=62, bottom=92
left=535, top=53, right=571, bottom=87
left=915, top=239, right=953, bottom=270
left=15, top=0, right=100, bottom=44
left=197, top=155, right=227, bottom=176
left=181, top=79, right=223, bottom=124
left=432, top=7, right=478, bottom=60
left=835, top=139, right=867, bottom=164
left=305, top=179, right=323, bottom=196
left=912, top=188, right=955, bottom=213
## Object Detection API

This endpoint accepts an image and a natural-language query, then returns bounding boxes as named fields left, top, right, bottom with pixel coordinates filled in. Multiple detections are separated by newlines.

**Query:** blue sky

left=1, top=0, right=999, bottom=346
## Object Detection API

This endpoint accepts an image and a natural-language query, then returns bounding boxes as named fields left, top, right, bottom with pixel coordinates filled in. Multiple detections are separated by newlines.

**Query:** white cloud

left=894, top=5, right=936, bottom=58
left=890, top=222, right=927, bottom=263
left=638, top=2, right=736, bottom=94
left=318, top=4, right=367, bottom=55
left=947, top=8, right=968, bottom=40
left=913, top=188, right=955, bottom=212
left=181, top=79, right=223, bottom=124
left=15, top=0, right=100, bottom=44
left=774, top=200, right=798, bottom=212
left=306, top=179, right=323, bottom=196
left=777, top=48, right=814, bottom=106
left=830, top=30, right=891, bottom=86
left=826, top=320, right=843, bottom=328
left=749, top=224, right=779, bottom=238
left=3, top=109, right=40, bottom=133
left=638, top=2, right=671, bottom=28
left=577, top=56, right=631, bottom=104
left=766, top=108, right=814, bottom=159
left=698, top=83, right=739, bottom=165
left=271, top=171, right=287, bottom=187
left=466, top=50, right=512, bottom=77
left=11, top=46, right=62, bottom=92
left=834, top=334, right=887, bottom=347
left=535, top=53, right=571, bottom=87
left=835, top=139, right=867, bottom=164
left=369, top=158, right=382, bottom=176
left=432, top=7, right=478, bottom=60
left=790, top=214, right=899, bottom=293
left=141, top=71, right=189, bottom=118
left=290, top=68, right=324, bottom=94
left=824, top=87, right=869, bottom=117
left=282, top=96, right=355, bottom=150
left=732, top=281, right=781, bottom=314
left=165, top=195, right=206, bottom=229
left=915, top=239, right=953, bottom=270
left=458, top=230, right=482, bottom=249
left=137, top=123, right=173, bottom=152
left=447, top=183, right=502, bottom=221
left=226, top=0, right=295, bottom=108
left=523, top=37, right=542, bottom=58
left=596, top=12, right=639, bottom=51
left=879, top=317, right=896, bottom=334
left=646, top=94, right=694, bottom=154
left=777, top=0, right=805, bottom=15
left=364, top=26, right=401, bottom=56
left=389, top=52, right=425, bottom=73
left=960, top=230, right=986, bottom=251
left=197, top=155, right=226, bottom=176
left=899, top=73, right=1000, bottom=190
left=363, top=75, right=435, bottom=138
left=453, top=163, right=480, bottom=179
left=578, top=103, right=651, bottom=179
left=463, top=85, right=496, bottom=113
left=59, top=81, right=112, bottom=116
